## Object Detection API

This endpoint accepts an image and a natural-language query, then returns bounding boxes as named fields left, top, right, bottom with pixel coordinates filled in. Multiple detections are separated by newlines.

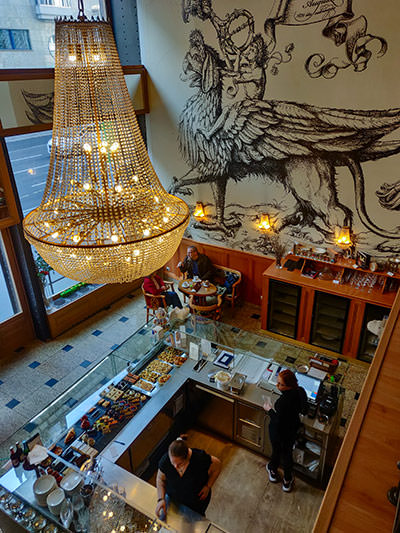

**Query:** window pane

left=10, top=30, right=31, bottom=50
left=0, top=29, right=12, bottom=50
left=5, top=131, right=99, bottom=310
left=0, top=233, right=21, bottom=323
left=0, top=0, right=107, bottom=68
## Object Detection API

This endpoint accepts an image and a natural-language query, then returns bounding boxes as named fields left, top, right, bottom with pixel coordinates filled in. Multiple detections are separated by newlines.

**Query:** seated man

left=143, top=272, right=183, bottom=309
left=177, top=246, right=214, bottom=281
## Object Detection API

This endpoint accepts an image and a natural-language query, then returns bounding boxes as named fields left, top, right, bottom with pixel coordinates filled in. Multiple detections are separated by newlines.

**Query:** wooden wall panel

left=342, top=300, right=366, bottom=357
left=47, top=279, right=142, bottom=338
left=314, top=292, right=400, bottom=532
left=164, top=238, right=273, bottom=305
left=0, top=228, right=35, bottom=356
left=297, top=287, right=314, bottom=343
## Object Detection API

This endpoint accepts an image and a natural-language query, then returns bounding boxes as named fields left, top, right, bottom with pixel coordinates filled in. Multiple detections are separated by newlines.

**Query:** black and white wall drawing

left=138, top=0, right=400, bottom=256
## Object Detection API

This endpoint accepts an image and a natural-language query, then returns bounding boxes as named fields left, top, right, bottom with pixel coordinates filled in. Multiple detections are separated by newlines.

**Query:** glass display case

left=0, top=451, right=174, bottom=533
left=358, top=304, right=389, bottom=363
left=267, top=280, right=301, bottom=338
left=310, top=292, right=349, bottom=353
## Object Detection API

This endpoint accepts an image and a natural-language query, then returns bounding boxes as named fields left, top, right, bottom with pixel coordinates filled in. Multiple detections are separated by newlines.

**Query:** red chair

left=141, top=281, right=175, bottom=322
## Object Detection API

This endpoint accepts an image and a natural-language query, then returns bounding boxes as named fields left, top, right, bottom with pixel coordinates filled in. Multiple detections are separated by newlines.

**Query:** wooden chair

left=141, top=281, right=175, bottom=322
left=188, top=294, right=223, bottom=321
left=214, top=264, right=242, bottom=308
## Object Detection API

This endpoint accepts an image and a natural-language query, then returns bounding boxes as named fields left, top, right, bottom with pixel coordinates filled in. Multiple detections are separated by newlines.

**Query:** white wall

left=138, top=0, right=400, bottom=257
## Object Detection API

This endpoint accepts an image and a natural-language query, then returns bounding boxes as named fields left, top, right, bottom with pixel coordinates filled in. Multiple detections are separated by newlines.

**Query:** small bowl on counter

left=60, top=471, right=83, bottom=497
left=214, top=371, right=231, bottom=390
left=296, top=364, right=309, bottom=374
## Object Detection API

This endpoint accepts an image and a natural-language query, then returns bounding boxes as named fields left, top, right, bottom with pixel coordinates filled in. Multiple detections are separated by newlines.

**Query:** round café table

left=178, top=279, right=217, bottom=305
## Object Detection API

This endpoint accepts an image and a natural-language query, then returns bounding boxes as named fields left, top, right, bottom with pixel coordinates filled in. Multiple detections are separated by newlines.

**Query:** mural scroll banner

left=266, top=0, right=353, bottom=26
left=264, top=0, right=386, bottom=78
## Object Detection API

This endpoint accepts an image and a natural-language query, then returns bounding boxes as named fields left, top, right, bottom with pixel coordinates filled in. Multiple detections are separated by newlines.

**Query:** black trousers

left=269, top=434, right=296, bottom=481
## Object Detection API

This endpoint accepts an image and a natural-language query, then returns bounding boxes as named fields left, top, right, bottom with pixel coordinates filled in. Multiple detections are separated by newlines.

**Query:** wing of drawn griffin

left=172, top=29, right=400, bottom=239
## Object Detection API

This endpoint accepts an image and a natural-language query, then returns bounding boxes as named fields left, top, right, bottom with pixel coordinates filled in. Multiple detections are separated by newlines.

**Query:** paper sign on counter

left=201, top=338, right=212, bottom=359
left=189, top=342, right=199, bottom=360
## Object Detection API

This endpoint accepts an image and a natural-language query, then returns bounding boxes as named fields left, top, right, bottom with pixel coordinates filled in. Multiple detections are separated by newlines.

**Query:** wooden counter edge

left=312, top=289, right=400, bottom=532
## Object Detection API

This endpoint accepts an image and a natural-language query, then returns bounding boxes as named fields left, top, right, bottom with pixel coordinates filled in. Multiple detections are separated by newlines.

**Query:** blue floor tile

left=110, top=344, right=120, bottom=350
left=6, top=399, right=20, bottom=409
left=92, top=330, right=103, bottom=336
left=256, top=341, right=266, bottom=348
left=138, top=329, right=147, bottom=335
left=14, top=346, right=25, bottom=353
left=28, top=361, right=41, bottom=369
left=45, top=378, right=58, bottom=387
left=64, top=398, right=78, bottom=408
left=99, top=377, right=109, bottom=386
left=186, top=327, right=194, bottom=334
left=80, top=360, right=91, bottom=368
left=251, top=313, right=261, bottom=319
left=62, top=344, right=73, bottom=352
left=24, top=422, right=37, bottom=433
left=231, top=327, right=240, bottom=333
left=0, top=380, right=3, bottom=386
left=119, top=316, right=129, bottom=323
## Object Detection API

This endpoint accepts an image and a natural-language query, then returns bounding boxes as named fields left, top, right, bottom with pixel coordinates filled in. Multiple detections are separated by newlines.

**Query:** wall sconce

left=336, top=226, right=352, bottom=247
left=193, top=202, right=206, bottom=219
left=257, top=214, right=272, bottom=231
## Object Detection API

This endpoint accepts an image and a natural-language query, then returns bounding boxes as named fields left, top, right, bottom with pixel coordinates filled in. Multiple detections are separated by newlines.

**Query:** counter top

left=101, top=350, right=334, bottom=464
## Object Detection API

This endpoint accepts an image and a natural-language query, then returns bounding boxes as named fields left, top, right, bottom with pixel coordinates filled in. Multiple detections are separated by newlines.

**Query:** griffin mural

left=172, top=0, right=400, bottom=251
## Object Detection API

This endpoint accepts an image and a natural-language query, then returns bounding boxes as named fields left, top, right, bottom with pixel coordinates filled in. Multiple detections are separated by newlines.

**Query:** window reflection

left=6, top=131, right=97, bottom=308
left=0, top=233, right=21, bottom=323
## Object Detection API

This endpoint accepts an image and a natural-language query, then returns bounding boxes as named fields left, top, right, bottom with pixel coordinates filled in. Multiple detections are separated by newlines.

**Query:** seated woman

left=143, top=272, right=183, bottom=309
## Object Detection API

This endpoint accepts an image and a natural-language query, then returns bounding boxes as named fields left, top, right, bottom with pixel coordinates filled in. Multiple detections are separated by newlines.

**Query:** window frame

left=0, top=29, right=31, bottom=51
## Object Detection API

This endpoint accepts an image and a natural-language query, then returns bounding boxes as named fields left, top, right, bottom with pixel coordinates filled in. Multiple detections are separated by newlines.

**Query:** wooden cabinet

left=261, top=256, right=398, bottom=359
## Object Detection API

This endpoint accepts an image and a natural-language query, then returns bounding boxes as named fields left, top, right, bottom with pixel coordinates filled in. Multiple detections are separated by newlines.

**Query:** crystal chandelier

left=23, top=8, right=189, bottom=284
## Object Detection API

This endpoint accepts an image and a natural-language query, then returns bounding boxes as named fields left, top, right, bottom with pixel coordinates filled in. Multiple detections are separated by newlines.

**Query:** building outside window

left=0, top=29, right=31, bottom=50
left=0, top=0, right=106, bottom=68
left=5, top=131, right=97, bottom=307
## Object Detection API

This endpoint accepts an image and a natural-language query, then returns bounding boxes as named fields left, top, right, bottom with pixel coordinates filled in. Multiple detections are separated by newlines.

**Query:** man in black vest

left=178, top=246, right=214, bottom=281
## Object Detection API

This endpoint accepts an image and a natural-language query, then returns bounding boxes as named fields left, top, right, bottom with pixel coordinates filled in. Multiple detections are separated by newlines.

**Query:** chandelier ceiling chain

left=23, top=14, right=189, bottom=284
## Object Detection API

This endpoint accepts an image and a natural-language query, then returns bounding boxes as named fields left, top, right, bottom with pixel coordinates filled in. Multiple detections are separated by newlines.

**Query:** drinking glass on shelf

left=60, top=498, right=73, bottom=529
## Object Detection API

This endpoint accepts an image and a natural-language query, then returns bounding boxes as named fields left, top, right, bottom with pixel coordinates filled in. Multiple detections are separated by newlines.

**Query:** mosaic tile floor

left=0, top=286, right=368, bottom=466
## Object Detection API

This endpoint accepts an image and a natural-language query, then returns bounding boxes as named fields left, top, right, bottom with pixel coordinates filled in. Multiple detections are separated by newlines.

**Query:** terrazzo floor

left=0, top=285, right=368, bottom=467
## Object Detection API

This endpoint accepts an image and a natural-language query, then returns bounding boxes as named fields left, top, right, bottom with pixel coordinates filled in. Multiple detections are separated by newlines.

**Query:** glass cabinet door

left=267, top=280, right=301, bottom=338
left=358, top=304, right=389, bottom=363
left=310, top=292, right=349, bottom=353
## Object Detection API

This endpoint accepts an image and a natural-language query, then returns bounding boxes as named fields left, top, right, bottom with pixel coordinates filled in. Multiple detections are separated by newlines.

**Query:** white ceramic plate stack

left=46, top=487, right=65, bottom=516
left=33, top=475, right=57, bottom=507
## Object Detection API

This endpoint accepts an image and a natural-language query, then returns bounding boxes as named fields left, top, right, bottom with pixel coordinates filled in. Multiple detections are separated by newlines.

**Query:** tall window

left=0, top=30, right=31, bottom=51
left=5, top=131, right=96, bottom=307
left=0, top=233, right=21, bottom=323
